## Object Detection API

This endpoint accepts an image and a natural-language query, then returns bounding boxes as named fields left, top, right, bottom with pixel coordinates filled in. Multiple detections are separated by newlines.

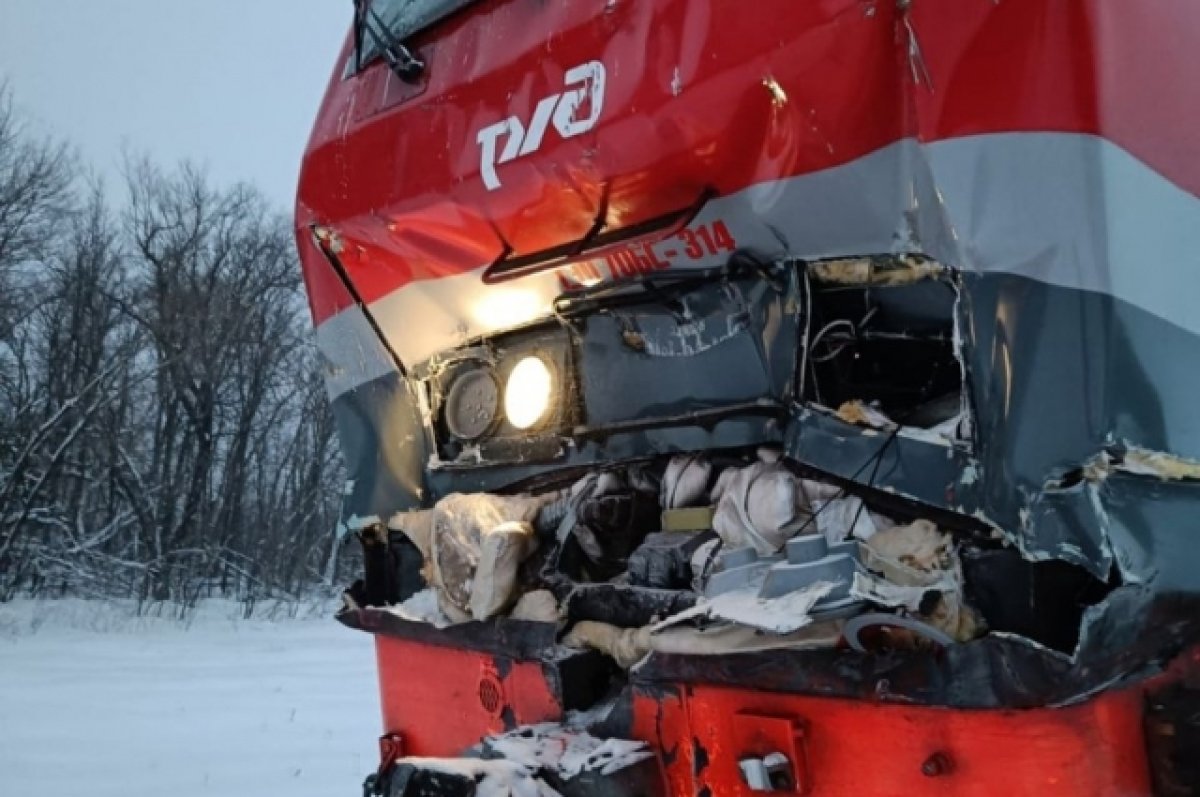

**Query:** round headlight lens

left=443, top=367, right=499, bottom=441
left=504, top=356, right=554, bottom=430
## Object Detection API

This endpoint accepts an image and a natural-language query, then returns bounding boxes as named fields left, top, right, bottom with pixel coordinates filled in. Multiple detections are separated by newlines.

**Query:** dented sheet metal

left=333, top=255, right=1200, bottom=710
left=307, top=0, right=1200, bottom=719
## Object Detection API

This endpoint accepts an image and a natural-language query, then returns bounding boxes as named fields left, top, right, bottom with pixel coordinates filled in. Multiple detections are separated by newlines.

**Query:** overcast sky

left=0, top=0, right=350, bottom=209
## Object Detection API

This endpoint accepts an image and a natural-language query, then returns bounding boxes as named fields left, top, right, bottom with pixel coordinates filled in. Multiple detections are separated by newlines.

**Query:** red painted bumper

left=373, top=634, right=1198, bottom=796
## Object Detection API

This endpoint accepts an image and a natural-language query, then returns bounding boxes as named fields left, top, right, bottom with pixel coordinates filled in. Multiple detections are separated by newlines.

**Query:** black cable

left=844, top=425, right=895, bottom=535
left=791, top=415, right=906, bottom=540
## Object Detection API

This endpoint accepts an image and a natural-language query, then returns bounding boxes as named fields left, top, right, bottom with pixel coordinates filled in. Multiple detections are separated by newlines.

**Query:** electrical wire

left=790, top=418, right=905, bottom=540
left=809, top=319, right=855, bottom=351
left=796, top=265, right=813, bottom=401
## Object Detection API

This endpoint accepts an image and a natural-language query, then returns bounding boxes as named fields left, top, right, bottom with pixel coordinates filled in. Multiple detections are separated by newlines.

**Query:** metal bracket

left=731, top=713, right=811, bottom=794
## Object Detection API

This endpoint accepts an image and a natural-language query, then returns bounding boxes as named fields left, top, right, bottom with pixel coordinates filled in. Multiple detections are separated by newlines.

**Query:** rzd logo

left=476, top=61, right=606, bottom=191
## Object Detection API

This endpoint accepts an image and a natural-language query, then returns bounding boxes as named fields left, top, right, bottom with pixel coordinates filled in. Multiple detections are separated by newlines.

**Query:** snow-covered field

left=0, top=599, right=379, bottom=797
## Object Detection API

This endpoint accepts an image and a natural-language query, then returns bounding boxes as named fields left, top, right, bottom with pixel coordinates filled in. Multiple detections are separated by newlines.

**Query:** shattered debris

left=375, top=452, right=991, bottom=652
left=386, top=756, right=559, bottom=797
left=658, top=578, right=837, bottom=634
left=354, top=443, right=1129, bottom=713
left=852, top=519, right=981, bottom=642
left=483, top=723, right=653, bottom=779
left=834, top=400, right=894, bottom=430
left=860, top=518, right=949, bottom=573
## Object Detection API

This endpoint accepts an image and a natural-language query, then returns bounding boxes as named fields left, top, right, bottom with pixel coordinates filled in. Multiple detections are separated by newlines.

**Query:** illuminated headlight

left=504, top=356, right=554, bottom=430
left=443, top=368, right=500, bottom=441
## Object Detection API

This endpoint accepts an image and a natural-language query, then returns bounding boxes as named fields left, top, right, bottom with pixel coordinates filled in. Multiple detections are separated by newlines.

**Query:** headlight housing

left=429, top=326, right=575, bottom=463
left=442, top=367, right=500, bottom=441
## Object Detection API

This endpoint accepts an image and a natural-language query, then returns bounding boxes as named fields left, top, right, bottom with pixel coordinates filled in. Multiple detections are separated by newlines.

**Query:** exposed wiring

left=810, top=319, right=855, bottom=350
left=809, top=318, right=855, bottom=363
left=796, top=264, right=813, bottom=402
left=844, top=421, right=896, bottom=536
left=790, top=419, right=904, bottom=540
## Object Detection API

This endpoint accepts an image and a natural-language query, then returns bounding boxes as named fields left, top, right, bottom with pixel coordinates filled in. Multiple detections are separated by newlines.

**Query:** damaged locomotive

left=295, top=0, right=1200, bottom=794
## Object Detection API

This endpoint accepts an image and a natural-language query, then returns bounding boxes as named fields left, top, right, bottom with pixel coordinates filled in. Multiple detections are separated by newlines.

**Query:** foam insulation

left=808, top=255, right=944, bottom=286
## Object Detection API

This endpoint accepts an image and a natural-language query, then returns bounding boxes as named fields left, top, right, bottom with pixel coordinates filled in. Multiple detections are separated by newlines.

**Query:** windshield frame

left=348, top=0, right=480, bottom=76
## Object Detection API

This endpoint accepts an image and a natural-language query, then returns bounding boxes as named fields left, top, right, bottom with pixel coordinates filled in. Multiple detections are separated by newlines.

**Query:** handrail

left=482, top=188, right=713, bottom=285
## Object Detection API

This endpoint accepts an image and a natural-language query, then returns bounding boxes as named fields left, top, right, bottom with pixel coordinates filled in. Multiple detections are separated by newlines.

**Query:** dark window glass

left=355, top=0, right=477, bottom=70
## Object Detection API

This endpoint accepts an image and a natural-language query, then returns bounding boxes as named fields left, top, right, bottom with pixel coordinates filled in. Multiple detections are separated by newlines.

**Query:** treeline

left=0, top=87, right=348, bottom=608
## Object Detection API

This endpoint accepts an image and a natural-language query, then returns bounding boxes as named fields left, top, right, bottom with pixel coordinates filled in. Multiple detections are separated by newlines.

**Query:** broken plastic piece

left=703, top=546, right=785, bottom=595
left=760, top=534, right=859, bottom=607
left=703, top=533, right=861, bottom=619
left=483, top=723, right=654, bottom=779
left=659, top=579, right=837, bottom=634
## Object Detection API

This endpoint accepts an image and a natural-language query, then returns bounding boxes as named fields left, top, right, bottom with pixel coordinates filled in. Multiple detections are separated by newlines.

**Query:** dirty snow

left=0, top=599, right=378, bottom=797
left=387, top=586, right=452, bottom=627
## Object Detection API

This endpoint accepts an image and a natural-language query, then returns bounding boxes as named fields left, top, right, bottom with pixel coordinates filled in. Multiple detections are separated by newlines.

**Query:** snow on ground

left=0, top=599, right=380, bottom=797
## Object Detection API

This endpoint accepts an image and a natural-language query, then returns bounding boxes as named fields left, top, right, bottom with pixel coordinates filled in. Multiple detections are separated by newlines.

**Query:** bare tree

left=0, top=91, right=345, bottom=609
left=0, top=84, right=75, bottom=340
